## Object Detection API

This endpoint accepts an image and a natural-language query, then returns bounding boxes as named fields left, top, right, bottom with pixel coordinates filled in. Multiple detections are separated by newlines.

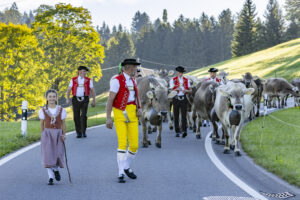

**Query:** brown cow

left=263, top=78, right=299, bottom=108
left=193, top=81, right=220, bottom=140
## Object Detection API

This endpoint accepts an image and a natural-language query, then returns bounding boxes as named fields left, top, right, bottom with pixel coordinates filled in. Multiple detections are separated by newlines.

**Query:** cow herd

left=134, top=68, right=300, bottom=156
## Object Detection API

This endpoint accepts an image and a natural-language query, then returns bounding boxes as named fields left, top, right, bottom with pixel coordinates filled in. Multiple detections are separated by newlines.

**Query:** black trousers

left=72, top=96, right=89, bottom=136
left=173, top=96, right=188, bottom=133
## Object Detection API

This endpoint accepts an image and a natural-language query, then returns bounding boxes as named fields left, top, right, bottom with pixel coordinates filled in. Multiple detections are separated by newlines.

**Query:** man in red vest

left=205, top=67, right=222, bottom=83
left=66, top=66, right=96, bottom=138
left=106, top=58, right=141, bottom=183
left=170, top=66, right=191, bottom=138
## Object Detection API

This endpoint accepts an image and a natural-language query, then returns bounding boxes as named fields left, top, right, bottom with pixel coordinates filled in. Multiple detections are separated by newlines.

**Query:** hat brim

left=121, top=62, right=140, bottom=66
left=208, top=69, right=218, bottom=72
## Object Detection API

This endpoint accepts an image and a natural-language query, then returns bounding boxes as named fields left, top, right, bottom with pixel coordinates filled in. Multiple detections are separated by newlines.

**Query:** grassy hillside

left=188, top=38, right=300, bottom=80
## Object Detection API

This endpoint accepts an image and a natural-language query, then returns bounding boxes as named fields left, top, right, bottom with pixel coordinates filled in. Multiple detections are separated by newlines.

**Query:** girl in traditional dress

left=39, top=89, right=67, bottom=185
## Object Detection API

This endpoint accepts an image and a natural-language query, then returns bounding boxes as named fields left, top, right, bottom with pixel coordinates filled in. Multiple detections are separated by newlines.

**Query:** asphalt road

left=0, top=99, right=299, bottom=200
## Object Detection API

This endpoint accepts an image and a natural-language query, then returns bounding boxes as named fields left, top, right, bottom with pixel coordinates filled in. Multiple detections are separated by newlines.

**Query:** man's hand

left=66, top=98, right=70, bottom=105
left=136, top=109, right=142, bottom=117
left=91, top=100, right=96, bottom=107
left=106, top=118, right=113, bottom=129
left=61, top=135, right=66, bottom=142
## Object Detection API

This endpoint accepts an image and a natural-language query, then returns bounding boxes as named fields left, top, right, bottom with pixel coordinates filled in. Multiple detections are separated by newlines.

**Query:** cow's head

left=218, top=70, right=229, bottom=84
left=146, top=82, right=177, bottom=118
left=219, top=83, right=255, bottom=111
left=242, top=72, right=253, bottom=88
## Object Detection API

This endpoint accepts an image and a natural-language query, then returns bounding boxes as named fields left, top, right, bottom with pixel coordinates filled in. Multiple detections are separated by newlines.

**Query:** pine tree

left=284, top=0, right=300, bottom=39
left=264, top=0, right=284, bottom=47
left=232, top=0, right=257, bottom=57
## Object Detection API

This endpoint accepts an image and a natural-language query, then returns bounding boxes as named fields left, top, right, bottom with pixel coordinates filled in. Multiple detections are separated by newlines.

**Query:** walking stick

left=63, top=141, right=72, bottom=184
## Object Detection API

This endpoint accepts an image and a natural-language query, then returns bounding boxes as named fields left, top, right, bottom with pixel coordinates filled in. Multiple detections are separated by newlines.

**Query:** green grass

left=0, top=92, right=109, bottom=158
left=241, top=108, right=300, bottom=187
left=188, top=38, right=300, bottom=81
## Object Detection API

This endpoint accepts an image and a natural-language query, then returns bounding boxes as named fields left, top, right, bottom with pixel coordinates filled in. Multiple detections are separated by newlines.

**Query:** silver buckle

left=77, top=96, right=84, bottom=102
left=177, top=96, right=184, bottom=101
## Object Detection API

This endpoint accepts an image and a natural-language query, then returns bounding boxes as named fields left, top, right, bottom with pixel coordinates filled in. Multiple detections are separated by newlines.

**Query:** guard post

left=21, top=100, right=28, bottom=138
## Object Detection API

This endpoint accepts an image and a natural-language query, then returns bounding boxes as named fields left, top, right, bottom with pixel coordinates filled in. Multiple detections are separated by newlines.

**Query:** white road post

left=21, top=101, right=28, bottom=138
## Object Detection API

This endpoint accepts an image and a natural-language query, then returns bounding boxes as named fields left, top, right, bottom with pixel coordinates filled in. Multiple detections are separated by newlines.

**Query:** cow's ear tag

left=168, top=90, right=177, bottom=99
left=146, top=91, right=154, bottom=99
left=219, top=88, right=229, bottom=97
left=245, top=88, right=255, bottom=95
left=168, top=70, right=174, bottom=76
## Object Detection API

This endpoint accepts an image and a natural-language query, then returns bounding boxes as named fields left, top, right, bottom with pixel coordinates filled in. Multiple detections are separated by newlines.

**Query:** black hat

left=208, top=68, right=218, bottom=72
left=175, top=66, right=186, bottom=73
left=78, top=66, right=89, bottom=71
left=121, top=58, right=140, bottom=66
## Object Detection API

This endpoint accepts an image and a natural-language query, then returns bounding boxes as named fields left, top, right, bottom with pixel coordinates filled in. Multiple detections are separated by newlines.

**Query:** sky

left=0, top=0, right=286, bottom=30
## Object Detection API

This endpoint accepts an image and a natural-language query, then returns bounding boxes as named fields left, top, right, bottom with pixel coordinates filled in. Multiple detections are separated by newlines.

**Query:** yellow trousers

left=113, top=104, right=139, bottom=153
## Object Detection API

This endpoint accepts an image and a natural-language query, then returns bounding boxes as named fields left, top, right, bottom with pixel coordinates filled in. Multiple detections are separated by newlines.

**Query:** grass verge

left=241, top=107, right=300, bottom=187
left=0, top=93, right=109, bottom=158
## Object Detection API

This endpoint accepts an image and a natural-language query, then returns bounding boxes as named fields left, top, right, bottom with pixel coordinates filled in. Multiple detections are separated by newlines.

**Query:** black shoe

left=53, top=170, right=61, bottom=181
left=118, top=174, right=126, bottom=183
left=76, top=134, right=82, bottom=138
left=124, top=168, right=137, bottom=179
left=83, top=133, right=87, bottom=137
left=182, top=132, right=187, bottom=138
left=176, top=133, right=180, bottom=137
left=48, top=178, right=54, bottom=185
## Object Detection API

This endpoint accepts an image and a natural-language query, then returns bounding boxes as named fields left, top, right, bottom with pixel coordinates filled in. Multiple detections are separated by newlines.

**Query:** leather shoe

left=76, top=134, right=82, bottom=138
left=53, top=170, right=61, bottom=181
left=124, top=168, right=137, bottom=179
left=176, top=133, right=180, bottom=137
left=83, top=133, right=87, bottom=137
left=48, top=178, right=54, bottom=185
left=182, top=132, right=187, bottom=138
left=118, top=174, right=126, bottom=183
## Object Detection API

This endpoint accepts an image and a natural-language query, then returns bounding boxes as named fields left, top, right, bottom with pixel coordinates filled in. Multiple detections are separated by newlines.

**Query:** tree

left=232, top=0, right=257, bottom=57
left=32, top=3, right=105, bottom=98
left=264, top=0, right=284, bottom=47
left=2, top=2, right=22, bottom=24
left=162, top=9, right=168, bottom=24
left=217, top=9, right=234, bottom=61
left=131, top=11, right=151, bottom=34
left=0, top=23, right=46, bottom=121
left=284, top=0, right=300, bottom=39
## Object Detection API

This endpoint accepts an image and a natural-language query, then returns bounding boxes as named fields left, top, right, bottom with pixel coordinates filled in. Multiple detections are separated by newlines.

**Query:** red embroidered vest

left=205, top=77, right=221, bottom=83
left=112, top=74, right=140, bottom=111
left=72, top=76, right=91, bottom=96
left=172, top=76, right=189, bottom=94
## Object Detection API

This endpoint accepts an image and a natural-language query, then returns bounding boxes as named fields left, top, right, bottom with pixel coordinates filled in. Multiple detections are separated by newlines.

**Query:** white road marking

left=0, top=124, right=105, bottom=167
left=205, top=133, right=268, bottom=200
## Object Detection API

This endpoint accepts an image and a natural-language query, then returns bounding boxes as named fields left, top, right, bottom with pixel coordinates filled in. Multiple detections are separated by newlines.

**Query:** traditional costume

left=109, top=58, right=140, bottom=183
left=68, top=66, right=94, bottom=138
left=39, top=105, right=67, bottom=185
left=170, top=66, right=191, bottom=138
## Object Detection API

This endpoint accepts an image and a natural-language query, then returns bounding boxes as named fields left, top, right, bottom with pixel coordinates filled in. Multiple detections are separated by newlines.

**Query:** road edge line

left=204, top=132, right=268, bottom=200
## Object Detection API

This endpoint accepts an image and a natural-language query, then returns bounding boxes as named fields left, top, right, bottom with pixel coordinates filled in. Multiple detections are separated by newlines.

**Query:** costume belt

left=175, top=95, right=185, bottom=101
left=76, top=96, right=85, bottom=102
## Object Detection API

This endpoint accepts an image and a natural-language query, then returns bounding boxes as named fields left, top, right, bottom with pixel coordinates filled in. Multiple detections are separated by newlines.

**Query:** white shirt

left=110, top=72, right=136, bottom=102
left=68, top=76, right=94, bottom=97
left=39, top=106, right=67, bottom=120
left=169, top=76, right=191, bottom=96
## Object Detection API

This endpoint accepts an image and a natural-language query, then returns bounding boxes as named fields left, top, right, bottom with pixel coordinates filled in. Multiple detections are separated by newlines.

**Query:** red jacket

left=72, top=76, right=91, bottom=96
left=205, top=77, right=221, bottom=83
left=172, top=76, right=189, bottom=94
left=113, top=74, right=140, bottom=111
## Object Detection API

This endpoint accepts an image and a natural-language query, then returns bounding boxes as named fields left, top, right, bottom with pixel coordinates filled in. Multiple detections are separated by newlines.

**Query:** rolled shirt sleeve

left=39, top=109, right=45, bottom=120
left=110, top=78, right=120, bottom=93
